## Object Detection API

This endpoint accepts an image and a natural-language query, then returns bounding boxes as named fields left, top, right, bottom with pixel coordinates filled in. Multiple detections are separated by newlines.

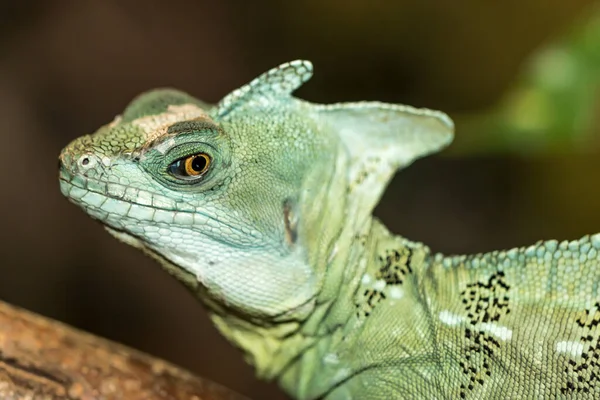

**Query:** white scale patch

left=389, top=286, right=403, bottom=299
left=361, top=273, right=372, bottom=285
left=101, top=155, right=112, bottom=167
left=439, top=310, right=465, bottom=326
left=556, top=341, right=585, bottom=357
left=332, top=368, right=351, bottom=383
left=155, top=137, right=176, bottom=154
left=373, top=279, right=386, bottom=291
left=439, top=311, right=513, bottom=341
left=323, top=353, right=340, bottom=365
left=480, top=323, right=513, bottom=341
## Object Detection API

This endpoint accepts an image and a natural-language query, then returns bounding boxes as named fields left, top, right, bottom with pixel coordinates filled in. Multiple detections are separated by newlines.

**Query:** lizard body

left=59, top=61, right=600, bottom=399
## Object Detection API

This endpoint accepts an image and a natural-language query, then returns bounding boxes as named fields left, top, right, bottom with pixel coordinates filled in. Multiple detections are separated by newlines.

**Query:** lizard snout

left=58, top=147, right=105, bottom=178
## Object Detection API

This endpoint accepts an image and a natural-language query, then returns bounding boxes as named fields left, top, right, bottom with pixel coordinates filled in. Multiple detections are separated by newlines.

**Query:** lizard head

left=58, top=60, right=453, bottom=323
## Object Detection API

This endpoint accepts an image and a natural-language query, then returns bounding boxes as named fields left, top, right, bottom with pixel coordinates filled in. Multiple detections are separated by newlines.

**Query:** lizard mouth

left=59, top=167, right=182, bottom=215
left=58, top=165, right=259, bottom=242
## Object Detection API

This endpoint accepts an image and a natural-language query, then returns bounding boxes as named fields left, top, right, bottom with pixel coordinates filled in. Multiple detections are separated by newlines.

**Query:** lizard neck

left=274, top=217, right=438, bottom=399
left=146, top=212, right=439, bottom=399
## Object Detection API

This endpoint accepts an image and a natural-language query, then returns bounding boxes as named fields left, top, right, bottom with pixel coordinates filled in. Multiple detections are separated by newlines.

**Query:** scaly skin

left=59, top=61, right=600, bottom=399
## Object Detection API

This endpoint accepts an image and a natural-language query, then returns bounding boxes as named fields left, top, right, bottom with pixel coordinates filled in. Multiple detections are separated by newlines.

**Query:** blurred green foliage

left=456, top=6, right=600, bottom=155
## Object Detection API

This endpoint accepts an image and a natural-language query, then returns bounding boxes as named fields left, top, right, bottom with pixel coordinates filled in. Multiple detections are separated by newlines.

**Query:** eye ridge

left=169, top=153, right=211, bottom=179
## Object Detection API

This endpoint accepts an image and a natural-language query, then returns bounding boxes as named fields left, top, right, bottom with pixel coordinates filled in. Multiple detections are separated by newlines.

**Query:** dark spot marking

left=376, top=247, right=413, bottom=285
left=458, top=271, right=511, bottom=398
left=355, top=288, right=386, bottom=318
left=562, top=301, right=600, bottom=394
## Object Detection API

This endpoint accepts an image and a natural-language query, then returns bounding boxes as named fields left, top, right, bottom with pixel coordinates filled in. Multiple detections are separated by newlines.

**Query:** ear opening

left=283, top=198, right=298, bottom=247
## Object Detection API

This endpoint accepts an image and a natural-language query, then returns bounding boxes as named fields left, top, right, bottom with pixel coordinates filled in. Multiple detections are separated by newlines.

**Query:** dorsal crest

left=215, top=60, right=313, bottom=119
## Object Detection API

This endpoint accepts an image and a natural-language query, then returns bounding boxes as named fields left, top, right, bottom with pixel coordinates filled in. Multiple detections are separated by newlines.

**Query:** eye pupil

left=191, top=155, right=207, bottom=172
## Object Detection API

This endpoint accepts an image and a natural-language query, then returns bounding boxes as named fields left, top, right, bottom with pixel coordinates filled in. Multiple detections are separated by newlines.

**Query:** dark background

left=1, top=1, right=599, bottom=399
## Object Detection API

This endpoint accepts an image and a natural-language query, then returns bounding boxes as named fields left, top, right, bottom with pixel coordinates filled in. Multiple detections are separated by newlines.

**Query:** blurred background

left=1, top=1, right=600, bottom=399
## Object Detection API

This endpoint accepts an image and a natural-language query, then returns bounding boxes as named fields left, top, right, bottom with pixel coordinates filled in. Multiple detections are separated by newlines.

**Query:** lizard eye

left=169, top=153, right=211, bottom=179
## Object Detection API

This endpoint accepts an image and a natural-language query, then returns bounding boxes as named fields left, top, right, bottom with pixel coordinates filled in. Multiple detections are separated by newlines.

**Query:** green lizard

left=58, top=60, right=600, bottom=399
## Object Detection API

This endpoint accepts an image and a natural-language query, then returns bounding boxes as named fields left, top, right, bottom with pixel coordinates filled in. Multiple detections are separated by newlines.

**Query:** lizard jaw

left=104, top=226, right=146, bottom=251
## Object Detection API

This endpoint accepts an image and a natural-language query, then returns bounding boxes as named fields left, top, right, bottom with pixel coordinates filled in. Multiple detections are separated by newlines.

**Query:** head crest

left=215, top=60, right=313, bottom=119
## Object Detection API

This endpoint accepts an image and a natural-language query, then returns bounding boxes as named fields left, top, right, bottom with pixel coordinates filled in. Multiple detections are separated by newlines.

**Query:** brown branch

left=0, top=300, right=250, bottom=400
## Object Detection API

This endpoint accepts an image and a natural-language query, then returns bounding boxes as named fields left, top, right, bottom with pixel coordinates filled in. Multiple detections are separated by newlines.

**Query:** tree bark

left=0, top=300, right=250, bottom=400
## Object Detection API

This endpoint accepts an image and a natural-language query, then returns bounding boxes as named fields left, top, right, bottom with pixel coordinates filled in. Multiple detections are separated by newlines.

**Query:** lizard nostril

left=77, top=154, right=97, bottom=169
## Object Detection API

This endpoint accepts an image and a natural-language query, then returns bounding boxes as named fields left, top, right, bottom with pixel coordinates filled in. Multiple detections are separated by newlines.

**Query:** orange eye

left=169, top=153, right=211, bottom=179
left=184, top=153, right=211, bottom=176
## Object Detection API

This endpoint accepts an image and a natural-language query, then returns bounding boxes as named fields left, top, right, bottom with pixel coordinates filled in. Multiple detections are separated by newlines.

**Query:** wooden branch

left=0, top=300, right=250, bottom=400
